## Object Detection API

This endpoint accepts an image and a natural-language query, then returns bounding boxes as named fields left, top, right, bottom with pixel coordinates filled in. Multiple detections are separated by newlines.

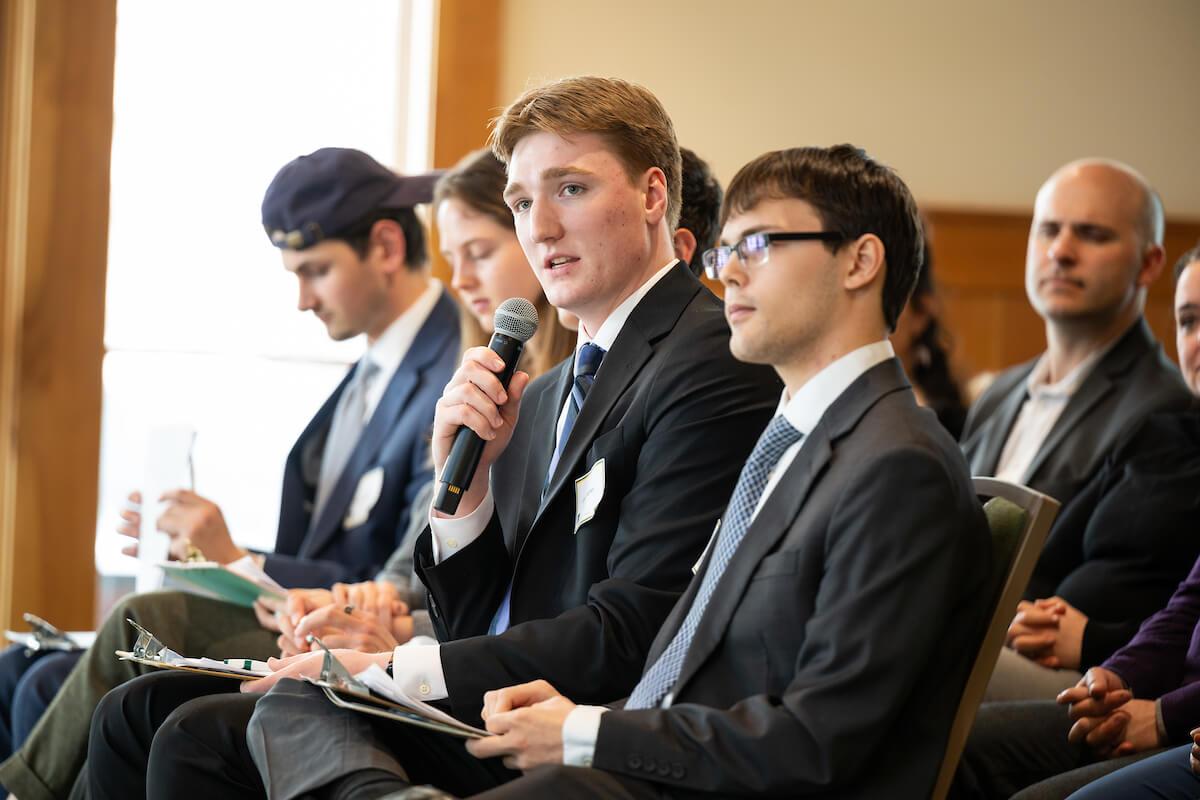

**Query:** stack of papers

left=117, top=649, right=270, bottom=679
left=349, top=664, right=488, bottom=737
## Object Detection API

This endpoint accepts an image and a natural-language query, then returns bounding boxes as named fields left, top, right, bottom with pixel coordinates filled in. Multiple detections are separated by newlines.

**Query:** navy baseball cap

left=262, top=148, right=442, bottom=250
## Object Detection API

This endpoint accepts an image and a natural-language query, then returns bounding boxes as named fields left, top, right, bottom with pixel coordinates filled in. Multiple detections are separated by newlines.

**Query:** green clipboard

left=160, top=562, right=285, bottom=608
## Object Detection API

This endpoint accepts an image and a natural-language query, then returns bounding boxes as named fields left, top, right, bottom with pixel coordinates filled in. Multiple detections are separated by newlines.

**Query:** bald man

left=961, top=159, right=1190, bottom=508
left=959, top=161, right=1194, bottom=707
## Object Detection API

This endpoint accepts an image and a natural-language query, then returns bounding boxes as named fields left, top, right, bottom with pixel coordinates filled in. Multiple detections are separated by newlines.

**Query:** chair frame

left=930, top=477, right=1061, bottom=800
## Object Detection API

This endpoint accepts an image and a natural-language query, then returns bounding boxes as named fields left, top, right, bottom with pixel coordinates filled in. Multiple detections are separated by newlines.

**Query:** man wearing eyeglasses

left=77, top=77, right=783, bottom=800
left=401, top=145, right=990, bottom=797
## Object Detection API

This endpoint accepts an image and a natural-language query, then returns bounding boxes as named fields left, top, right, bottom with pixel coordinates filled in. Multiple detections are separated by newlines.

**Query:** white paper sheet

left=136, top=424, right=196, bottom=592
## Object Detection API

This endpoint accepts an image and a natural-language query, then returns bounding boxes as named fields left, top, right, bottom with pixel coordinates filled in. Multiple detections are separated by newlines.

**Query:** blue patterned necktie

left=625, top=415, right=804, bottom=709
left=544, top=342, right=606, bottom=486
left=489, top=343, right=607, bottom=636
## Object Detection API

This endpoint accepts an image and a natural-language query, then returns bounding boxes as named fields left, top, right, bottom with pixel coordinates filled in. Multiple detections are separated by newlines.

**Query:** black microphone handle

left=433, top=332, right=525, bottom=514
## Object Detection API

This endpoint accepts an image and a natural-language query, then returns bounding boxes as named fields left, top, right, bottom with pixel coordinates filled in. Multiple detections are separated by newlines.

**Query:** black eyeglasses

left=701, top=231, right=845, bottom=280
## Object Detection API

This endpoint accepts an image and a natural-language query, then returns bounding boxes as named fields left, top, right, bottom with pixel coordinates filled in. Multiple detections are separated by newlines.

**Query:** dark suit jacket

left=591, top=359, right=993, bottom=798
left=1026, top=407, right=1200, bottom=667
left=960, top=317, right=1191, bottom=507
left=265, top=288, right=459, bottom=588
left=415, top=264, right=781, bottom=722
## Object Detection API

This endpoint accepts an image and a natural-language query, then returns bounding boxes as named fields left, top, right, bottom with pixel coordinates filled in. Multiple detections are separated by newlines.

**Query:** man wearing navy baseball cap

left=0, top=148, right=460, bottom=800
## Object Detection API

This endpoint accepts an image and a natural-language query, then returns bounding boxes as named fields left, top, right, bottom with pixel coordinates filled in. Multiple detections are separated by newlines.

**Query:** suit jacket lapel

left=668, top=360, right=910, bottom=695
left=516, top=359, right=573, bottom=539
left=302, top=291, right=457, bottom=557
left=530, top=264, right=699, bottom=534
left=968, top=368, right=1031, bottom=476
left=1022, top=318, right=1153, bottom=485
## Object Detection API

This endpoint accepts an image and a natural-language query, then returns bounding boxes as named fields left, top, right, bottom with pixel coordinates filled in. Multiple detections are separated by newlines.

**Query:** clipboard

left=317, top=684, right=488, bottom=739
left=306, top=637, right=491, bottom=740
left=113, top=619, right=268, bottom=681
left=115, top=651, right=263, bottom=681
left=5, top=613, right=95, bottom=655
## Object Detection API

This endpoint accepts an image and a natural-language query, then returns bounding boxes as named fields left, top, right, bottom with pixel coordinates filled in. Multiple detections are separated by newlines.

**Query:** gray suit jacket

left=960, top=317, right=1191, bottom=507
left=591, top=359, right=993, bottom=798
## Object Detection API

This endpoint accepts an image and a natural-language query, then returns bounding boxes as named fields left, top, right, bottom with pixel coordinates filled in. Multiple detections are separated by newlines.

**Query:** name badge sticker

left=574, top=458, right=606, bottom=534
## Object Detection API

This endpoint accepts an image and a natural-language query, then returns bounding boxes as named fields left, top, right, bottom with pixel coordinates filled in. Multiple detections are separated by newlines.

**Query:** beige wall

left=499, top=0, right=1200, bottom=218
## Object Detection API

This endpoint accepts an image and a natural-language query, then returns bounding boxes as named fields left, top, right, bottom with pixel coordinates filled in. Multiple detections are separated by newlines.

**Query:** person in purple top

left=952, top=243, right=1200, bottom=799
left=1058, top=245, right=1200, bottom=799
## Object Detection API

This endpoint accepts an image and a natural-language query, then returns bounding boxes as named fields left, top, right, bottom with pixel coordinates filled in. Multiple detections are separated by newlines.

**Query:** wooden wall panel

left=428, top=0, right=503, bottom=287
left=926, top=208, right=1200, bottom=380
left=0, top=0, right=115, bottom=629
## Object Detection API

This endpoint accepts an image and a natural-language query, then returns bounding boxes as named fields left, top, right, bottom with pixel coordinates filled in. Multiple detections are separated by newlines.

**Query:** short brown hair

left=489, top=76, right=682, bottom=229
left=435, top=149, right=513, bottom=233
left=723, top=144, right=925, bottom=332
left=1175, top=239, right=1200, bottom=284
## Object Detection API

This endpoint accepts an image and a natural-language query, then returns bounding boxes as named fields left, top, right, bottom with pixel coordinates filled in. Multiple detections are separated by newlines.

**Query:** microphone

left=433, top=297, right=539, bottom=514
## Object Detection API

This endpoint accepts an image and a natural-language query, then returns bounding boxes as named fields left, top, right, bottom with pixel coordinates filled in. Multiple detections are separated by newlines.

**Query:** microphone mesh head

left=493, top=297, right=539, bottom=342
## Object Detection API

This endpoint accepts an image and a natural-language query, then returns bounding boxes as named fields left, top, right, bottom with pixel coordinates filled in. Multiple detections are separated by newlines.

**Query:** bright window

left=96, top=0, right=435, bottom=575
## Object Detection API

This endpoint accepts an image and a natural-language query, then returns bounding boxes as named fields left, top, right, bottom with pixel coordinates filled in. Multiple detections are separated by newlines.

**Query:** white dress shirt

left=387, top=260, right=680, bottom=702
left=561, top=339, right=897, bottom=767
left=360, top=279, right=443, bottom=421
left=993, top=344, right=1108, bottom=485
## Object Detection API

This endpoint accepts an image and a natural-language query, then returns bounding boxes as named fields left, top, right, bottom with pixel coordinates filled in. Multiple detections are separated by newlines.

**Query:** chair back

left=930, top=477, right=1060, bottom=800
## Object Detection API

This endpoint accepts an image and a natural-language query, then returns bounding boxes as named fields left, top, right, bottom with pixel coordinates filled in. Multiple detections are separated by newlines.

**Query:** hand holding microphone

left=433, top=298, right=539, bottom=514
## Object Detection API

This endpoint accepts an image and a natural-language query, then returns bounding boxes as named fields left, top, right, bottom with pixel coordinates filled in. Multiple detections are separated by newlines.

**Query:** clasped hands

left=1057, top=667, right=1161, bottom=759
left=1006, top=595, right=1088, bottom=670
left=252, top=581, right=413, bottom=653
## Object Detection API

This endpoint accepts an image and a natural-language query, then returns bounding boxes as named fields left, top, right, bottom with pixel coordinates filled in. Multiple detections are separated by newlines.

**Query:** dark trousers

left=1067, top=744, right=1200, bottom=799
left=0, top=647, right=81, bottom=795
left=87, top=670, right=251, bottom=800
left=148, top=678, right=661, bottom=800
left=953, top=700, right=1167, bottom=799
left=0, top=591, right=276, bottom=800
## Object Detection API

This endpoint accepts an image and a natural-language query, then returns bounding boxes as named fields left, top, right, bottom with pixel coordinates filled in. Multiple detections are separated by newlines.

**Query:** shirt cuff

left=389, top=643, right=448, bottom=702
left=1156, top=698, right=1168, bottom=744
left=428, top=487, right=494, bottom=563
left=562, top=705, right=608, bottom=767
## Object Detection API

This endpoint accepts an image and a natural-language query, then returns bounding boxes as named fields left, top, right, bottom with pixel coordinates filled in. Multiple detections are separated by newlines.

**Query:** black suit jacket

left=961, top=317, right=1191, bottom=507
left=591, top=359, right=992, bottom=798
left=266, top=288, right=459, bottom=587
left=1025, top=406, right=1200, bottom=667
left=415, top=264, right=781, bottom=721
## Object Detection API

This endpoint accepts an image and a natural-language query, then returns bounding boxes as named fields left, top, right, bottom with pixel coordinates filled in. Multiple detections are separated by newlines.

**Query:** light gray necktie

left=625, top=415, right=803, bottom=709
left=313, top=358, right=379, bottom=525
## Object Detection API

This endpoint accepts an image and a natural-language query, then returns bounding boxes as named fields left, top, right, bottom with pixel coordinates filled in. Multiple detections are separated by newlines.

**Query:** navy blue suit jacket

left=265, top=287, right=458, bottom=588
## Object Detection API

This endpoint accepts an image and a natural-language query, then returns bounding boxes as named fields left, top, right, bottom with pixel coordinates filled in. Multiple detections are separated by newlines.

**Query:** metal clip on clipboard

left=126, top=618, right=186, bottom=665
left=19, top=613, right=80, bottom=656
left=310, top=635, right=371, bottom=698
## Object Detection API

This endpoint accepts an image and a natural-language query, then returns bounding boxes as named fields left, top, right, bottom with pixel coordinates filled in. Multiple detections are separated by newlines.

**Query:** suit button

left=671, top=764, right=685, bottom=779
left=644, top=757, right=656, bottom=773
left=627, top=755, right=642, bottom=770
left=656, top=762, right=671, bottom=777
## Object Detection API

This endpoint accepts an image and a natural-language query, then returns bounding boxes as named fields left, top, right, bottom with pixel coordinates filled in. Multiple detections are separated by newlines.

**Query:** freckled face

left=504, top=131, right=655, bottom=333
